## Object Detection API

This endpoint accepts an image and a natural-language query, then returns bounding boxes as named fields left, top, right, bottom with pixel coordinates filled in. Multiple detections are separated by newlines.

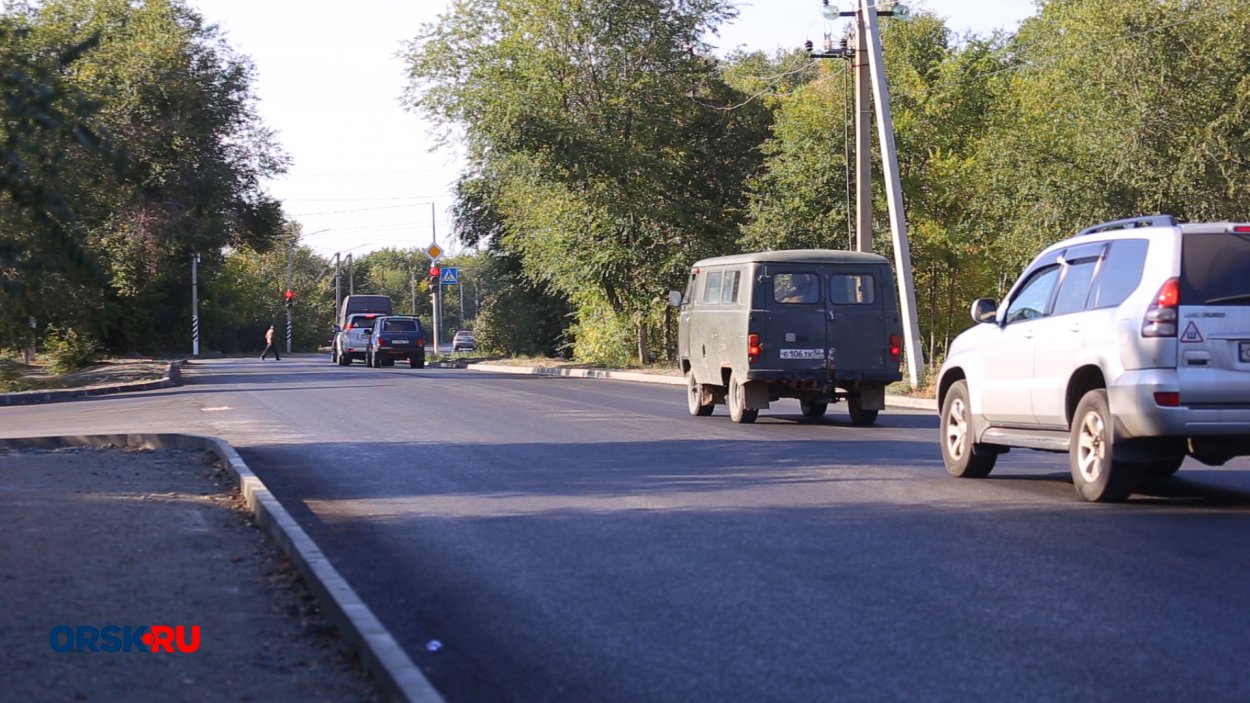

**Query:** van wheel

left=728, top=373, right=758, bottom=424
left=940, top=380, right=996, bottom=478
left=410, top=357, right=425, bottom=369
left=1070, top=389, right=1140, bottom=502
left=847, top=395, right=878, bottom=425
left=800, top=399, right=827, bottom=419
left=686, top=371, right=714, bottom=416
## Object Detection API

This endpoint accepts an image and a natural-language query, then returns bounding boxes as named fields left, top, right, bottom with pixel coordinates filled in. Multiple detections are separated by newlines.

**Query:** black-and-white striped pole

left=191, top=253, right=200, bottom=357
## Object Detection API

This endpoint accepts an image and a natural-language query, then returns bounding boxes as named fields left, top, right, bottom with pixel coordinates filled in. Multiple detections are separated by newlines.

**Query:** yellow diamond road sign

left=425, top=242, right=443, bottom=260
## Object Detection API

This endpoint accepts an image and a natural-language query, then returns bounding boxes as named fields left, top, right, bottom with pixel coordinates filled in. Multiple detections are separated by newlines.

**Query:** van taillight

left=889, top=334, right=901, bottom=361
left=417, top=338, right=425, bottom=347
left=1142, top=277, right=1180, bottom=337
left=748, top=334, right=761, bottom=363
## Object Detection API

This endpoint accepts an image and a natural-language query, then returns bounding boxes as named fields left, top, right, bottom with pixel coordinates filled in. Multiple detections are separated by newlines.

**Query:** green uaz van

left=672, top=249, right=903, bottom=424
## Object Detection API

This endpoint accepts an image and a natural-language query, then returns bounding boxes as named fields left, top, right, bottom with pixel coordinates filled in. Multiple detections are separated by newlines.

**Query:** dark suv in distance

left=937, top=215, right=1250, bottom=502
left=365, top=316, right=426, bottom=368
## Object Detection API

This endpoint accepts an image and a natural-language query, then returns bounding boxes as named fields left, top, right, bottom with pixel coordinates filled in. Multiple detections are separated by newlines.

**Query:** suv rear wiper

left=1204, top=292, right=1250, bottom=304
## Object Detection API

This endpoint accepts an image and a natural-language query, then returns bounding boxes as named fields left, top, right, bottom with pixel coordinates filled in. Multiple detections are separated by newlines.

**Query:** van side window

left=702, top=271, right=724, bottom=304
left=1088, top=239, right=1148, bottom=309
left=774, top=273, right=819, bottom=304
left=830, top=274, right=874, bottom=305
left=721, top=270, right=741, bottom=304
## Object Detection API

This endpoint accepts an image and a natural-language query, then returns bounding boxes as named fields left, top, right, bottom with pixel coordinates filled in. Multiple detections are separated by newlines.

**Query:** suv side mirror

left=970, top=298, right=998, bottom=324
left=668, top=290, right=683, bottom=308
left=332, top=324, right=341, bottom=333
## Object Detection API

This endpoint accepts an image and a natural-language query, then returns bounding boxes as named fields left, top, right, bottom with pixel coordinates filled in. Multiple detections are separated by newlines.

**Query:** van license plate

left=780, top=349, right=823, bottom=360
left=1240, top=342, right=1250, bottom=363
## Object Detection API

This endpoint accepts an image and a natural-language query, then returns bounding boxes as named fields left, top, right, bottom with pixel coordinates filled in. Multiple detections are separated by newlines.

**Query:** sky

left=191, top=0, right=1038, bottom=259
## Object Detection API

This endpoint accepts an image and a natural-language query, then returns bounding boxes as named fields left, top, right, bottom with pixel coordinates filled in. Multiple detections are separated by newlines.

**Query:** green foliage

left=44, top=325, right=100, bottom=374
left=403, top=0, right=769, bottom=363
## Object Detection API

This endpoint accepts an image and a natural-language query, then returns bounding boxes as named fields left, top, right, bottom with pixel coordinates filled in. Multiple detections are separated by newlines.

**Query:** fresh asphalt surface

left=6, top=356, right=1250, bottom=701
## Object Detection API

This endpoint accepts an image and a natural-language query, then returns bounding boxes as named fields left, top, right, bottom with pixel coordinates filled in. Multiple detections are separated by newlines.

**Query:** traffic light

left=284, top=289, right=294, bottom=308
left=429, top=266, right=440, bottom=279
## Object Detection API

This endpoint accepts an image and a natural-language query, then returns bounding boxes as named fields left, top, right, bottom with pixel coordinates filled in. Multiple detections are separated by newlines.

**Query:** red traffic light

left=429, top=267, right=440, bottom=277
left=283, top=289, right=294, bottom=301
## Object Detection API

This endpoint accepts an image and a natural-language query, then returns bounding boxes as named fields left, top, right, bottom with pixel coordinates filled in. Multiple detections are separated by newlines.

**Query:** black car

left=365, top=316, right=426, bottom=368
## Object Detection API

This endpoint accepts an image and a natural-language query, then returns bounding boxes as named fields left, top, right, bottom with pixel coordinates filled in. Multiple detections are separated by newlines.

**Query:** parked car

left=365, top=316, right=426, bottom=368
left=452, top=330, right=476, bottom=352
left=332, top=313, right=381, bottom=366
left=672, top=249, right=903, bottom=424
left=936, top=215, right=1250, bottom=502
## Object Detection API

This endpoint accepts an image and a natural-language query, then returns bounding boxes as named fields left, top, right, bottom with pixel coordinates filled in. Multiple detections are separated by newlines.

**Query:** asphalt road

left=6, top=356, right=1250, bottom=702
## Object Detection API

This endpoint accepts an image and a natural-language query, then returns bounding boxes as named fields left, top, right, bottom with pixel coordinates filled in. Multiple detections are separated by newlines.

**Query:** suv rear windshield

left=1182, top=232, right=1250, bottom=305
left=382, top=319, right=420, bottom=332
left=346, top=315, right=377, bottom=328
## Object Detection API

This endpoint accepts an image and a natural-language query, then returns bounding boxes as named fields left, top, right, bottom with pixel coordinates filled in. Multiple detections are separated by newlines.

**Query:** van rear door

left=762, top=265, right=828, bottom=371
left=1175, top=228, right=1250, bottom=404
left=825, top=265, right=893, bottom=374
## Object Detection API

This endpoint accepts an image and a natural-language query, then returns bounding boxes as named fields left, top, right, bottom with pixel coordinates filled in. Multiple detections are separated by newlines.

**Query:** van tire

left=847, top=395, right=878, bottom=425
left=410, top=357, right=425, bottom=369
left=940, top=380, right=997, bottom=478
left=800, top=399, right=827, bottom=419
left=686, top=371, right=714, bottom=416
left=728, top=374, right=758, bottom=424
left=1070, top=389, right=1140, bottom=502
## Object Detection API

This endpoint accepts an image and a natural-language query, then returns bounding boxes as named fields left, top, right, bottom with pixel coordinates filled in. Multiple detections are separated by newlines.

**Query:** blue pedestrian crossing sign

left=440, top=267, right=459, bottom=285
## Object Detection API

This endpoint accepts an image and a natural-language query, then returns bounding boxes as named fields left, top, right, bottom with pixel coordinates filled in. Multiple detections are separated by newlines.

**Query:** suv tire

left=940, top=380, right=997, bottom=478
left=1070, top=389, right=1140, bottom=502
left=728, top=373, right=758, bottom=424
left=686, top=371, right=714, bottom=416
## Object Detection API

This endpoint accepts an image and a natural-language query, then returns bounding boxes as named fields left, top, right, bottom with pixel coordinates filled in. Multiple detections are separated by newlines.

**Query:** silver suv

left=332, top=313, right=380, bottom=366
left=936, top=215, right=1250, bottom=502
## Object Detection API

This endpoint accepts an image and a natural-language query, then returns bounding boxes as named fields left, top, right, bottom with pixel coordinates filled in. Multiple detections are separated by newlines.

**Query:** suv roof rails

left=1076, top=214, right=1177, bottom=237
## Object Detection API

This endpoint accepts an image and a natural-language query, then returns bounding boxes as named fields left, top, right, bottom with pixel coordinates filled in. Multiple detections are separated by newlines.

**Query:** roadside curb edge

left=0, top=432, right=443, bottom=703
left=0, top=360, right=184, bottom=407
left=465, top=362, right=939, bottom=410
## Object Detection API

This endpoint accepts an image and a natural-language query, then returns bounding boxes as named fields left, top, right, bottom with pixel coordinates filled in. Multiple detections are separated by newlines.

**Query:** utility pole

left=285, top=240, right=294, bottom=354
left=334, top=252, right=342, bottom=319
left=346, top=253, right=354, bottom=295
left=854, top=12, right=872, bottom=253
left=808, top=0, right=924, bottom=386
left=191, top=253, right=200, bottom=357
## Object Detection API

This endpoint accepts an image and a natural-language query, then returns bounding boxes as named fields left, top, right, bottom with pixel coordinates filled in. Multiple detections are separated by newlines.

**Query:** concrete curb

left=0, top=360, right=184, bottom=407
left=0, top=433, right=443, bottom=703
left=465, top=362, right=939, bottom=410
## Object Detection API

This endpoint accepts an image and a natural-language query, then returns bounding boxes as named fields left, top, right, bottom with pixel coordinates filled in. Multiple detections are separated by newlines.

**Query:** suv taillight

left=1142, top=277, right=1180, bottom=338
left=417, top=338, right=425, bottom=347
left=748, top=334, right=761, bottom=363
left=344, top=323, right=353, bottom=330
left=889, top=334, right=901, bottom=362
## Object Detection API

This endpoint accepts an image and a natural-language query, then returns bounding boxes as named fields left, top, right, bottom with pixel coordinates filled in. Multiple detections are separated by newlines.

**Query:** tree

left=403, top=0, right=768, bottom=363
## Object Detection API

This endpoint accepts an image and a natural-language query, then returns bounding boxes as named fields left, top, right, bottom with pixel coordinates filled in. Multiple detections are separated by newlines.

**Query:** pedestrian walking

left=260, top=324, right=281, bottom=360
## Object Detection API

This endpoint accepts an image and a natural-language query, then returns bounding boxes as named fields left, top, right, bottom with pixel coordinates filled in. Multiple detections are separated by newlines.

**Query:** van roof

left=691, top=249, right=890, bottom=268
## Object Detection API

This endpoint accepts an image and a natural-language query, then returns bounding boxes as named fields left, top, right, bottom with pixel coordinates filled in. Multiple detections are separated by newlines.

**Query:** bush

left=44, top=326, right=100, bottom=375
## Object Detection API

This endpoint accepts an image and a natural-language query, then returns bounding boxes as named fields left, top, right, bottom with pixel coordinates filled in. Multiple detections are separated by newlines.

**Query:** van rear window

left=774, top=273, right=819, bottom=304
left=830, top=274, right=875, bottom=305
left=1182, top=233, right=1250, bottom=305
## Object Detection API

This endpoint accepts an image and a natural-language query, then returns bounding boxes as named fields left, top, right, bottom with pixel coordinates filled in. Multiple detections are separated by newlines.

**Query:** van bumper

left=744, top=369, right=901, bottom=384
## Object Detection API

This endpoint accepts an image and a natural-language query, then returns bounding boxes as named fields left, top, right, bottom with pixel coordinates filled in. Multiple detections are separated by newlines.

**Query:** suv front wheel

left=1070, top=389, right=1140, bottom=502
left=940, top=380, right=997, bottom=478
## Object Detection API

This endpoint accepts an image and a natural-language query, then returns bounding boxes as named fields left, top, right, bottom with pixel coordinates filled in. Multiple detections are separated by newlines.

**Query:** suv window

left=383, top=319, right=418, bottom=332
left=703, top=271, right=724, bottom=304
left=830, top=274, right=874, bottom=305
left=1004, top=266, right=1060, bottom=323
left=1182, top=232, right=1250, bottom=305
left=774, top=273, right=819, bottom=304
left=346, top=314, right=377, bottom=329
left=1088, top=239, right=1148, bottom=309
left=1051, top=246, right=1103, bottom=316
